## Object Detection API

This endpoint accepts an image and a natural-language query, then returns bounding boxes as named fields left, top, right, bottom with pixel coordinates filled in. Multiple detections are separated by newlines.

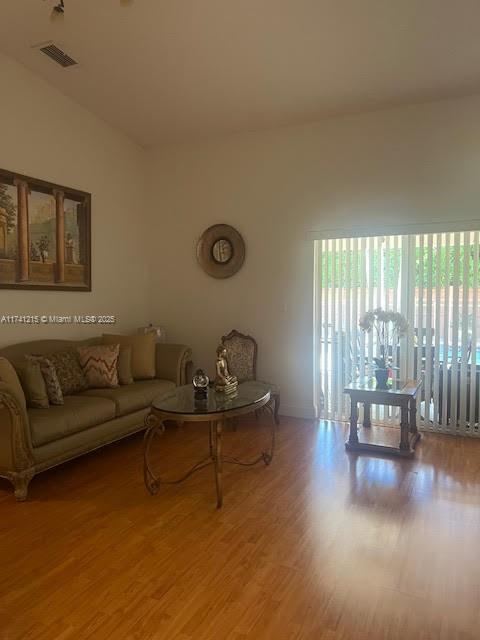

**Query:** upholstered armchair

left=221, top=330, right=280, bottom=425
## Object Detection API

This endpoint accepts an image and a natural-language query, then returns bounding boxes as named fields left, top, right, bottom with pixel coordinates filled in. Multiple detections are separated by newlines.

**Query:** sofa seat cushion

left=29, top=395, right=116, bottom=447
left=81, top=379, right=175, bottom=417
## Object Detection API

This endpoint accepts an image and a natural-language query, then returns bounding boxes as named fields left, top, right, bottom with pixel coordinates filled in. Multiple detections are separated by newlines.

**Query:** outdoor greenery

left=0, top=183, right=16, bottom=232
left=320, top=246, right=480, bottom=288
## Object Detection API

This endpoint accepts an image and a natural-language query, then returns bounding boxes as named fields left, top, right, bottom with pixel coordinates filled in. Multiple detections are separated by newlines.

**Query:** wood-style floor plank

left=1, top=417, right=480, bottom=639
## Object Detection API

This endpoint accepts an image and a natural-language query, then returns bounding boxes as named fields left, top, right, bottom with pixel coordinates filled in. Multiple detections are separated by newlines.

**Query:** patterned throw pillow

left=48, top=349, right=88, bottom=396
left=26, top=355, right=64, bottom=405
left=77, top=344, right=120, bottom=389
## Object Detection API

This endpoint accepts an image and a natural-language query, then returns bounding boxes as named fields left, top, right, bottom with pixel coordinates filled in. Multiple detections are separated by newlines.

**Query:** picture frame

left=0, top=168, right=91, bottom=291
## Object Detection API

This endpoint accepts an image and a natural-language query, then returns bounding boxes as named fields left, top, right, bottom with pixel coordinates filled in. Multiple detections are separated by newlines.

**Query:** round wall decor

left=196, top=224, right=245, bottom=279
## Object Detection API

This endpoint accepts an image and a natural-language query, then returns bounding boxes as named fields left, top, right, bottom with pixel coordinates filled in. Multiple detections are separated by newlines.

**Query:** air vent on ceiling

left=38, top=43, right=78, bottom=68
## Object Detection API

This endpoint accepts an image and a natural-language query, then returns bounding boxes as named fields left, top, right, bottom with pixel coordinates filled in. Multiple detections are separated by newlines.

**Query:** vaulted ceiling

left=2, top=1, right=480, bottom=147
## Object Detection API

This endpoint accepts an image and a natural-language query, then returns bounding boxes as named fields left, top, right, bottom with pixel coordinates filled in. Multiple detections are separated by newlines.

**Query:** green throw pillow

left=117, top=346, right=134, bottom=385
left=15, top=360, right=49, bottom=409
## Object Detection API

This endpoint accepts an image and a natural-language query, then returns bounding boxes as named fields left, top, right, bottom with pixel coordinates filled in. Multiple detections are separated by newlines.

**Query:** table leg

left=349, top=398, right=359, bottom=444
left=400, top=403, right=410, bottom=451
left=363, top=402, right=371, bottom=428
left=209, top=421, right=214, bottom=457
left=213, top=420, right=223, bottom=509
left=262, top=402, right=276, bottom=465
left=143, top=412, right=164, bottom=495
left=273, top=393, right=281, bottom=426
left=409, top=397, right=418, bottom=434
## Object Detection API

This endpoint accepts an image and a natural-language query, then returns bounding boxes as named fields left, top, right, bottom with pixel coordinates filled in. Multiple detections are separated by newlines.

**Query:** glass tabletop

left=152, top=380, right=271, bottom=415
left=344, top=378, right=421, bottom=396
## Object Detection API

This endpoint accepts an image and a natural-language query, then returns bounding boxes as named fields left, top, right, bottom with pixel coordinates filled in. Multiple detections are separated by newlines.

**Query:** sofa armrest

left=0, top=381, right=34, bottom=475
left=155, top=344, right=193, bottom=386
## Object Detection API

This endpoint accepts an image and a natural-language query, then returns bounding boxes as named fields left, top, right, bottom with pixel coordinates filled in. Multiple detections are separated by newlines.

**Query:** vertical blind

left=313, top=231, right=480, bottom=437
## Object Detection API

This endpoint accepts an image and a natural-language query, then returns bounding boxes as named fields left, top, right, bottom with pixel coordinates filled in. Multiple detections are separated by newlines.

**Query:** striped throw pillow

left=77, top=344, right=120, bottom=389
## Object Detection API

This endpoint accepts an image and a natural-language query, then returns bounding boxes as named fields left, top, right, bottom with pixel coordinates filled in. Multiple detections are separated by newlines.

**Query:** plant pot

left=375, top=368, right=390, bottom=389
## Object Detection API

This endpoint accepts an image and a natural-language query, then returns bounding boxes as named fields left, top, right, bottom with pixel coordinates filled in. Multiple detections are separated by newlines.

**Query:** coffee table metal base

left=143, top=404, right=275, bottom=509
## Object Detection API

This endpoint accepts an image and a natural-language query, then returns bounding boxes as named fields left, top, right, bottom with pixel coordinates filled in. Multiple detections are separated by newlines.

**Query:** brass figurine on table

left=214, top=345, right=238, bottom=394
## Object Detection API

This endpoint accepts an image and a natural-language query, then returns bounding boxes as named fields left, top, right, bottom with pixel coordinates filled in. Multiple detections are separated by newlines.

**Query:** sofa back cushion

left=0, top=337, right=101, bottom=363
left=77, top=344, right=120, bottom=389
left=0, top=357, right=27, bottom=410
left=102, top=333, right=156, bottom=380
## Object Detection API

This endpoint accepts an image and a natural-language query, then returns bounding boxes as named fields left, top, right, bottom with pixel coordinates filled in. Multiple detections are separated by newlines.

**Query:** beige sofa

left=0, top=338, right=192, bottom=500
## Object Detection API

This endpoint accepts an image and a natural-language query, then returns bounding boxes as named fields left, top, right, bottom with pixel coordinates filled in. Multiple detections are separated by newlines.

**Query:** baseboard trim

left=279, top=404, right=316, bottom=420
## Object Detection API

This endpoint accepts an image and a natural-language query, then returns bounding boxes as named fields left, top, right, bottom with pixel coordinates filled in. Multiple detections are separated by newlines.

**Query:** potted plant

left=359, top=308, right=408, bottom=389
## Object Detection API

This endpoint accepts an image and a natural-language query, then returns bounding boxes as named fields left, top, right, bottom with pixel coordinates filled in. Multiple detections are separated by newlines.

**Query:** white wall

left=3, top=47, right=480, bottom=418
left=0, top=52, right=150, bottom=347
left=147, top=94, right=480, bottom=418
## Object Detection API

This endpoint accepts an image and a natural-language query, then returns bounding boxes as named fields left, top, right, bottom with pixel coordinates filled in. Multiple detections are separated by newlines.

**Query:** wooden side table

left=344, top=379, right=422, bottom=458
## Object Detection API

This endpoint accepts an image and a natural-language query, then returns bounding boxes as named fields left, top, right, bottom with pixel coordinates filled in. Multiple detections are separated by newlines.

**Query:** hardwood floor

left=1, top=417, right=480, bottom=640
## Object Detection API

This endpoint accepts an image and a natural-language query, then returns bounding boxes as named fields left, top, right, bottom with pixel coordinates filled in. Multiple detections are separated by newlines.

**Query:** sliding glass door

left=313, top=230, right=480, bottom=437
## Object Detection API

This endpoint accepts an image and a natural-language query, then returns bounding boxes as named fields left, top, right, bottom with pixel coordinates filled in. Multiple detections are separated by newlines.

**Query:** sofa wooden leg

left=11, top=471, right=34, bottom=501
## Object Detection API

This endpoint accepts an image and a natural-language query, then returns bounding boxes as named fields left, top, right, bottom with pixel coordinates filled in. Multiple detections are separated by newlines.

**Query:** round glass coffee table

left=143, top=381, right=275, bottom=508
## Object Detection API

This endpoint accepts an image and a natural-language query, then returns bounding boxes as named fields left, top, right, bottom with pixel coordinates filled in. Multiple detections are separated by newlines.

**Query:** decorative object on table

left=138, top=323, right=167, bottom=343
left=221, top=329, right=281, bottom=425
left=0, top=167, right=91, bottom=291
left=192, top=368, right=209, bottom=398
left=359, top=308, right=408, bottom=389
left=194, top=393, right=208, bottom=410
left=214, top=344, right=238, bottom=395
left=196, top=224, right=245, bottom=279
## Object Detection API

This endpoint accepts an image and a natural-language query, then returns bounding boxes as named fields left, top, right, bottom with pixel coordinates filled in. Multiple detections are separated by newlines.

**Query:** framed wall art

left=0, top=168, right=91, bottom=291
